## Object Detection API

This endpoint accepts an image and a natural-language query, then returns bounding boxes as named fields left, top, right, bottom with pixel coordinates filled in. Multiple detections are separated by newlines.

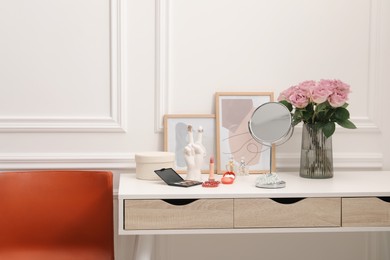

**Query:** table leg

left=133, top=235, right=155, bottom=260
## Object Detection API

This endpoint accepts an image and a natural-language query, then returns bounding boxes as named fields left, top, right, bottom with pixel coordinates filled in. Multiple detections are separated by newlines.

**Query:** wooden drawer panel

left=124, top=199, right=233, bottom=230
left=342, top=197, right=390, bottom=227
left=234, top=198, right=341, bottom=228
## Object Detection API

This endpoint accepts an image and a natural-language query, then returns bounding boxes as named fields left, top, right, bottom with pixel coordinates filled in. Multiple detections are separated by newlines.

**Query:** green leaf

left=293, top=110, right=302, bottom=120
left=315, top=102, right=329, bottom=113
left=292, top=119, right=301, bottom=126
left=301, top=105, right=314, bottom=123
left=337, top=119, right=357, bottom=129
left=279, top=100, right=293, bottom=112
left=315, top=122, right=326, bottom=129
left=306, top=103, right=314, bottom=113
left=322, top=122, right=336, bottom=138
left=334, top=107, right=350, bottom=121
left=302, top=110, right=313, bottom=122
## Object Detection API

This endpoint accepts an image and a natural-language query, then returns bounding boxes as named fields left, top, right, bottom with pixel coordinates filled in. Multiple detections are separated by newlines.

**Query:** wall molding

left=364, top=0, right=382, bottom=132
left=0, top=153, right=135, bottom=170
left=0, top=152, right=382, bottom=171
left=154, top=0, right=383, bottom=133
left=155, top=0, right=170, bottom=133
left=0, top=0, right=127, bottom=133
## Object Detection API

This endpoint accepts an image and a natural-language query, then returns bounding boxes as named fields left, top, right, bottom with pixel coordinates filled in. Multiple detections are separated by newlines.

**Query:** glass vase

left=300, top=123, right=333, bottom=179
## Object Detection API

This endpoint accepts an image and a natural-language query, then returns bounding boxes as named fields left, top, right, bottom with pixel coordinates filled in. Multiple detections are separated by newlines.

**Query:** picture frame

left=215, top=92, right=275, bottom=174
left=164, top=114, right=216, bottom=173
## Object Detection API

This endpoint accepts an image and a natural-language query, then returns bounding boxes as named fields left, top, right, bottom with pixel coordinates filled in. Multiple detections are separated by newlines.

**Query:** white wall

left=0, top=0, right=389, bottom=259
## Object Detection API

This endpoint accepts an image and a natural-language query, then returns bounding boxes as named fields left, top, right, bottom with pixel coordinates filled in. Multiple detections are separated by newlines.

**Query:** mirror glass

left=248, top=102, right=292, bottom=146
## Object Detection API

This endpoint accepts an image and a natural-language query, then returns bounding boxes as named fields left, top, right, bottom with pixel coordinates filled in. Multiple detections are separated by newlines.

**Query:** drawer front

left=342, top=197, right=390, bottom=227
left=124, top=199, right=233, bottom=230
left=234, top=198, right=341, bottom=228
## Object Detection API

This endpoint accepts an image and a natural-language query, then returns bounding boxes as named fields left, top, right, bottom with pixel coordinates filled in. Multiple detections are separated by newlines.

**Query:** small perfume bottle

left=238, top=157, right=249, bottom=176
left=226, top=156, right=236, bottom=173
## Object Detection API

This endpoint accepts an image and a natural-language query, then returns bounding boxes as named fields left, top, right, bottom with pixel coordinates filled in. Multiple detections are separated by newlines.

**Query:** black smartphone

left=154, top=168, right=203, bottom=187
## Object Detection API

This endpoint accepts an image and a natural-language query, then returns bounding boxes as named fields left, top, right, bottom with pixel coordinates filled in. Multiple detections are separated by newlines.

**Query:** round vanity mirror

left=248, top=102, right=293, bottom=146
left=248, top=102, right=293, bottom=189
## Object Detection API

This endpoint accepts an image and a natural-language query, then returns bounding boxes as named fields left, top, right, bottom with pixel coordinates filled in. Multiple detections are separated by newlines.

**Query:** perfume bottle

left=238, top=157, right=249, bottom=176
left=226, top=156, right=236, bottom=173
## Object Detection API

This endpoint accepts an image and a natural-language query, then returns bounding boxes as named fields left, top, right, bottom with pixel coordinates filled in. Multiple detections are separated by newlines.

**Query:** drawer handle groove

left=162, top=199, right=198, bottom=206
left=270, top=198, right=305, bottom=204
left=378, top=197, right=390, bottom=203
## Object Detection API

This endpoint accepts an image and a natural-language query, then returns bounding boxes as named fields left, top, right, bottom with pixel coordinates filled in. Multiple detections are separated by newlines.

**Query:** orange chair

left=0, top=170, right=114, bottom=260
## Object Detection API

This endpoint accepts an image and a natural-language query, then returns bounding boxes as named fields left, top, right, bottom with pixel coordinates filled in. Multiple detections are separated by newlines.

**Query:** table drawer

left=124, top=199, right=233, bottom=230
left=234, top=198, right=341, bottom=228
left=342, top=197, right=390, bottom=227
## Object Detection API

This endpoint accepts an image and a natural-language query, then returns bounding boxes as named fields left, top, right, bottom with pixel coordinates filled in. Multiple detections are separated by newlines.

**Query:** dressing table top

left=119, top=171, right=390, bottom=200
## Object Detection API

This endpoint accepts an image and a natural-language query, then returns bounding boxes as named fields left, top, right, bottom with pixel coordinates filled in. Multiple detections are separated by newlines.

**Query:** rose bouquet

left=278, top=79, right=356, bottom=138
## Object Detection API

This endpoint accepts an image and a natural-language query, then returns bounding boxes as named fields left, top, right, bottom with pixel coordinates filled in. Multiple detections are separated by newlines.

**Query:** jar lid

left=135, top=152, right=175, bottom=163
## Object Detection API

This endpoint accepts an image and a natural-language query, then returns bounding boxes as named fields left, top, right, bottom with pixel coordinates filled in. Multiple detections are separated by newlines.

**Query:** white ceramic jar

left=135, top=152, right=175, bottom=180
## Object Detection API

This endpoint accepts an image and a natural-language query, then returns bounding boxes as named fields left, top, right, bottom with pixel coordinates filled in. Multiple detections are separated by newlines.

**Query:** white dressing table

left=118, top=171, right=390, bottom=260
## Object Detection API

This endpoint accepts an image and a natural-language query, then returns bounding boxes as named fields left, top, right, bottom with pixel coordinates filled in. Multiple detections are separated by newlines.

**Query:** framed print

left=164, top=114, right=216, bottom=173
left=215, top=92, right=275, bottom=174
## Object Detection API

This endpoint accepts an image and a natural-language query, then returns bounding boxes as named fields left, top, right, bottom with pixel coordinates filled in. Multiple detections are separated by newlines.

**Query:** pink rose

left=311, top=83, right=333, bottom=104
left=328, top=92, right=348, bottom=107
left=297, top=80, right=316, bottom=93
left=317, top=79, right=335, bottom=90
left=277, top=86, right=294, bottom=102
left=328, top=80, right=350, bottom=107
left=289, top=88, right=310, bottom=108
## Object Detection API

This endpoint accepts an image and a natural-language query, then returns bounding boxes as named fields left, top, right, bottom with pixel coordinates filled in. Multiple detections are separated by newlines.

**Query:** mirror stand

left=248, top=102, right=293, bottom=189
left=255, top=145, right=286, bottom=189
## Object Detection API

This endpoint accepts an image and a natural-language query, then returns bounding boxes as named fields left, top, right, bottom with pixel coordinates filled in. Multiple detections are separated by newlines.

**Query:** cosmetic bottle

left=238, top=157, right=249, bottom=176
left=226, top=156, right=236, bottom=174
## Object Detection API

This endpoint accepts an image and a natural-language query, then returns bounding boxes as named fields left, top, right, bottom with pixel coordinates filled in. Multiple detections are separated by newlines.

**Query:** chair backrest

left=0, top=170, right=114, bottom=260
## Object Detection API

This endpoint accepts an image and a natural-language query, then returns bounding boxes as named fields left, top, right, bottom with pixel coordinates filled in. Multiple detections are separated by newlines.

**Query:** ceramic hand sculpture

left=184, top=125, right=206, bottom=181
